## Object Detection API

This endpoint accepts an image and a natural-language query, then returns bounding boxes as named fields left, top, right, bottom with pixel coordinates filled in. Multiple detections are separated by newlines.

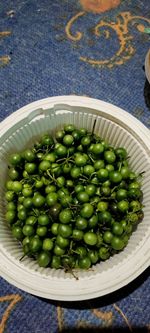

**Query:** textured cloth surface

left=0, top=0, right=150, bottom=332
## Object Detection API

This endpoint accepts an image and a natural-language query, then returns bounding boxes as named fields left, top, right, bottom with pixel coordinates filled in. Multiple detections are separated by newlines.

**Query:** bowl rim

left=0, top=95, right=150, bottom=301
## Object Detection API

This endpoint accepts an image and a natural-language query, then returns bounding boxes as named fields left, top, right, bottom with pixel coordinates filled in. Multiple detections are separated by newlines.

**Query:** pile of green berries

left=4, top=124, right=144, bottom=270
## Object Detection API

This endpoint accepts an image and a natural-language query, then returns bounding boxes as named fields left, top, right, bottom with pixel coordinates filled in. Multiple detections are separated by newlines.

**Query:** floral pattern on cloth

left=80, top=0, right=121, bottom=14
left=64, top=1, right=150, bottom=68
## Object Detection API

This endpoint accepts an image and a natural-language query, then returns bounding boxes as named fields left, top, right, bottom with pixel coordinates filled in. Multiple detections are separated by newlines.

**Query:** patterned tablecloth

left=0, top=1, right=150, bottom=332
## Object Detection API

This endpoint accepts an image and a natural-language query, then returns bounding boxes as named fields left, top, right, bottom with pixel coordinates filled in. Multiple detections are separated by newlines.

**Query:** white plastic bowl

left=0, top=96, right=150, bottom=301
left=145, top=49, right=150, bottom=84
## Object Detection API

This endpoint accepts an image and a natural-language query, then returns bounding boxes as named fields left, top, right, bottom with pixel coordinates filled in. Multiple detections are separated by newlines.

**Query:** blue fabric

left=0, top=0, right=150, bottom=332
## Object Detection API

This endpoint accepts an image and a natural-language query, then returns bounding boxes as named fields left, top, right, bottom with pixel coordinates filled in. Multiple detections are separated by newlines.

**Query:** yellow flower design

left=0, top=294, right=22, bottom=332
left=80, top=0, right=120, bottom=14
left=65, top=11, right=150, bottom=68
left=0, top=31, right=11, bottom=67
